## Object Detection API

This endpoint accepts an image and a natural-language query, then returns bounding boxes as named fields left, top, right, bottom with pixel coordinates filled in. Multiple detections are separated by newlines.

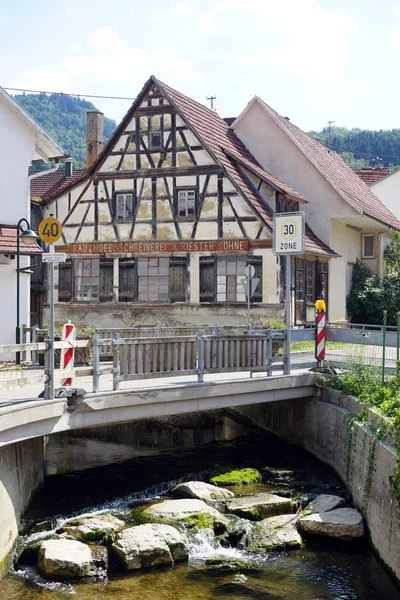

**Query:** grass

left=276, top=341, right=346, bottom=356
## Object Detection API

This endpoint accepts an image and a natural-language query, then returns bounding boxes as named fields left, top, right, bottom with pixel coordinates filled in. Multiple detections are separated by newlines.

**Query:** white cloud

left=6, top=26, right=203, bottom=119
left=389, top=6, right=400, bottom=53
left=195, top=0, right=358, bottom=82
left=149, top=2, right=191, bottom=24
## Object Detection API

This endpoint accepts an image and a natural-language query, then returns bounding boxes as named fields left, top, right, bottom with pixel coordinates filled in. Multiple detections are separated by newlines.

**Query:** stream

left=0, top=432, right=399, bottom=599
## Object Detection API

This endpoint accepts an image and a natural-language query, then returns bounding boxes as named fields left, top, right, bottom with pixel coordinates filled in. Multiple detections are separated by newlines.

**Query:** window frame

left=114, top=191, right=134, bottom=222
left=305, top=260, right=315, bottom=304
left=362, top=233, right=375, bottom=259
left=175, top=186, right=197, bottom=220
left=200, top=255, right=263, bottom=304
left=137, top=257, right=170, bottom=302
left=149, top=130, right=163, bottom=150
left=73, top=258, right=100, bottom=302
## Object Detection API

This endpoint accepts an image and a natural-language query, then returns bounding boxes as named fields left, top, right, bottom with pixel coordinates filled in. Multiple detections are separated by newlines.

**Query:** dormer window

left=150, top=131, right=162, bottom=150
left=115, top=193, right=134, bottom=221
left=177, top=189, right=196, bottom=219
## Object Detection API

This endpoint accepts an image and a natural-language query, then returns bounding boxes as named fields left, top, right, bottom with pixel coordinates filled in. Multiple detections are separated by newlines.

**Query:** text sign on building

left=42, top=252, right=67, bottom=263
left=273, top=212, right=305, bottom=255
left=56, top=240, right=250, bottom=255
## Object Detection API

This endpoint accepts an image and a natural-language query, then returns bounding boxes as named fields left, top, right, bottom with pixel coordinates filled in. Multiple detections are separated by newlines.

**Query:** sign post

left=241, top=265, right=259, bottom=333
left=273, top=212, right=305, bottom=375
left=38, top=217, right=63, bottom=400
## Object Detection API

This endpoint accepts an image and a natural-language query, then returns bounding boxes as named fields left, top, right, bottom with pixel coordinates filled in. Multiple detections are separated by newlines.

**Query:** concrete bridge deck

left=0, top=373, right=317, bottom=448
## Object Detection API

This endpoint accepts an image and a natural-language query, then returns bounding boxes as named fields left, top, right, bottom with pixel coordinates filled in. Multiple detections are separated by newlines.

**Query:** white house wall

left=372, top=170, right=400, bottom=220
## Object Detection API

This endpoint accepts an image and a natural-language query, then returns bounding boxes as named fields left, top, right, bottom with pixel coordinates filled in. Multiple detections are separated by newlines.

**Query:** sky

left=1, top=0, right=400, bottom=131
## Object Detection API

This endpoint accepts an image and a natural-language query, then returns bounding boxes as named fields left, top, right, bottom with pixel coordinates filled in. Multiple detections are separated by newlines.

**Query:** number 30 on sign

left=38, top=217, right=63, bottom=244
left=273, top=212, right=305, bottom=255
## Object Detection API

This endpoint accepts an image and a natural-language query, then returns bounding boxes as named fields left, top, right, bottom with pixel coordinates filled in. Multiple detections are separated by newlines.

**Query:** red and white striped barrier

left=61, top=323, right=76, bottom=387
left=316, top=312, right=326, bottom=362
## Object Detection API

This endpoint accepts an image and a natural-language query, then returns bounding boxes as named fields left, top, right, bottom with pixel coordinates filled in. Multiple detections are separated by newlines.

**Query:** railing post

left=31, top=325, right=38, bottom=366
left=382, top=310, right=387, bottom=385
left=44, top=339, right=51, bottom=399
left=92, top=333, right=100, bottom=393
left=157, top=324, right=163, bottom=337
left=197, top=330, right=205, bottom=382
left=267, top=332, right=273, bottom=377
left=214, top=324, right=219, bottom=337
left=21, top=324, right=27, bottom=362
left=113, top=332, right=120, bottom=391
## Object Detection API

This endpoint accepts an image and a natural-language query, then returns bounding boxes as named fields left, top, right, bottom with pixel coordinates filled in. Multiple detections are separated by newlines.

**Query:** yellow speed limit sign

left=38, top=217, right=63, bottom=244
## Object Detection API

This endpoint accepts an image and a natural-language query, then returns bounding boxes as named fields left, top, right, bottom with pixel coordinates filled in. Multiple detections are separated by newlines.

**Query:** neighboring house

left=368, top=168, right=400, bottom=223
left=231, top=98, right=400, bottom=322
left=40, top=75, right=335, bottom=330
left=353, top=167, right=391, bottom=186
left=0, top=87, right=66, bottom=348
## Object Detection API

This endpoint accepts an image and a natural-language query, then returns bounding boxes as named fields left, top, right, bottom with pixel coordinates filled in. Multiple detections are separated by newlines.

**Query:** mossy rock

left=204, top=558, right=260, bottom=571
left=209, top=467, right=262, bottom=487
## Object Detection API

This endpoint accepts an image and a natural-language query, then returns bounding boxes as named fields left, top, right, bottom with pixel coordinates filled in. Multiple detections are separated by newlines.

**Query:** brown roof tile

left=353, top=168, right=391, bottom=186
left=0, top=227, right=42, bottom=255
left=255, top=97, right=400, bottom=230
left=30, top=169, right=87, bottom=202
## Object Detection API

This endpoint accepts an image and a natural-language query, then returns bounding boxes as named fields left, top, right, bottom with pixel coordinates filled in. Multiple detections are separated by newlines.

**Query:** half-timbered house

left=40, top=76, right=335, bottom=329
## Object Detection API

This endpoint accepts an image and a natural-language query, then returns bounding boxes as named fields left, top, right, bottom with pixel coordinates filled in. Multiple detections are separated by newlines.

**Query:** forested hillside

left=308, top=126, right=400, bottom=170
left=15, top=93, right=117, bottom=169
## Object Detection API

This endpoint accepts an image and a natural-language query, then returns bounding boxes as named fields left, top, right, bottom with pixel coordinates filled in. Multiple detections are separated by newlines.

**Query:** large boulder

left=303, top=494, right=345, bottom=516
left=246, top=514, right=302, bottom=552
left=298, top=508, right=364, bottom=540
left=171, top=481, right=235, bottom=502
left=226, top=493, right=297, bottom=521
left=209, top=467, right=262, bottom=487
left=37, top=538, right=107, bottom=580
left=58, top=513, right=125, bottom=543
left=140, top=499, right=229, bottom=532
left=112, top=523, right=188, bottom=571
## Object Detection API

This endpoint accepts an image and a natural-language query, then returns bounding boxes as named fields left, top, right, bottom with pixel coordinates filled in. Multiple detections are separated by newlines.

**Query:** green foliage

left=308, top=125, right=400, bottom=169
left=15, top=93, right=117, bottom=169
left=346, top=260, right=383, bottom=324
left=209, top=467, right=262, bottom=487
left=253, top=316, right=286, bottom=329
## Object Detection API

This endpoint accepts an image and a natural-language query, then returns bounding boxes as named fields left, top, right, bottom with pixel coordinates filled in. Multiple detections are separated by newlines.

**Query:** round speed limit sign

left=273, top=212, right=305, bottom=255
left=38, top=217, right=63, bottom=244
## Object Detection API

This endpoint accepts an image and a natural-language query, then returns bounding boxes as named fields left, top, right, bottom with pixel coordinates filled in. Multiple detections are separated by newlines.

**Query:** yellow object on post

left=315, top=299, right=326, bottom=313
left=38, top=217, right=63, bottom=244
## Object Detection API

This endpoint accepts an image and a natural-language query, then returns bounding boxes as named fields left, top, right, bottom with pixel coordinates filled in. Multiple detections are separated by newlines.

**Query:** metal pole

left=247, top=279, right=251, bottom=333
left=382, top=309, right=387, bottom=385
left=16, top=230, right=21, bottom=365
left=397, top=312, right=400, bottom=375
left=47, top=244, right=55, bottom=399
left=285, top=254, right=291, bottom=375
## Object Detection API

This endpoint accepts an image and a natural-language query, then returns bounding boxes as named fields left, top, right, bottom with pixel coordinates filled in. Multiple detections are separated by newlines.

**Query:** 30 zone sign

left=38, top=217, right=63, bottom=244
left=273, top=212, right=305, bottom=255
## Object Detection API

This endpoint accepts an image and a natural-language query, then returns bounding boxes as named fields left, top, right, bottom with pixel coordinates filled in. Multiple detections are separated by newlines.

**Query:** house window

left=150, top=131, right=163, bottom=150
left=177, top=189, right=196, bottom=219
left=137, top=257, right=169, bottom=301
left=306, top=261, right=315, bottom=303
left=73, top=258, right=99, bottom=301
left=115, top=193, right=134, bottom=221
left=362, top=234, right=374, bottom=258
left=199, top=255, right=263, bottom=303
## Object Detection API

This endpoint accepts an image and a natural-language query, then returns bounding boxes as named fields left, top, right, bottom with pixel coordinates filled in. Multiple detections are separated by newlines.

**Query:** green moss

left=181, top=513, right=215, bottom=530
left=209, top=467, right=262, bottom=487
left=204, top=558, right=259, bottom=571
left=230, top=507, right=260, bottom=521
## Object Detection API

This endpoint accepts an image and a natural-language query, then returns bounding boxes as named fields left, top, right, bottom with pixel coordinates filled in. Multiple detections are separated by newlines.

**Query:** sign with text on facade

left=55, top=240, right=251, bottom=255
left=273, top=211, right=305, bottom=255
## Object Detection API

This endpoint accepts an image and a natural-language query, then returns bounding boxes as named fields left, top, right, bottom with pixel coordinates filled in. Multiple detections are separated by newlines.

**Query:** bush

left=346, top=260, right=383, bottom=324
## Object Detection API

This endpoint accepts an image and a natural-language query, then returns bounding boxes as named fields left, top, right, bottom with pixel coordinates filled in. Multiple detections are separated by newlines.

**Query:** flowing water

left=1, top=433, right=399, bottom=600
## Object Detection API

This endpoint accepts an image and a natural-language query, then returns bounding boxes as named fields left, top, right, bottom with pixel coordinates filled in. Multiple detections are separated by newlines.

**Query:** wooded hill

left=15, top=93, right=117, bottom=169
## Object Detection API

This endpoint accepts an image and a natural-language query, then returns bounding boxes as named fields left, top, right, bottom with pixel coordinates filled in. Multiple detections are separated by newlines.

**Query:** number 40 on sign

left=38, top=217, right=63, bottom=244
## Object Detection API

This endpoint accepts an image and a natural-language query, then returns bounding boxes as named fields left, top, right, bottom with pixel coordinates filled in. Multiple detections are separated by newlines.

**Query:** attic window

left=150, top=131, right=162, bottom=150
left=362, top=234, right=375, bottom=259
left=115, top=193, right=134, bottom=221
left=177, top=189, right=196, bottom=219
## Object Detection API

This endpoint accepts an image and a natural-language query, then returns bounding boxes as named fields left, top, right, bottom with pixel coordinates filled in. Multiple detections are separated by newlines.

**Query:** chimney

left=65, top=158, right=73, bottom=178
left=86, top=110, right=104, bottom=168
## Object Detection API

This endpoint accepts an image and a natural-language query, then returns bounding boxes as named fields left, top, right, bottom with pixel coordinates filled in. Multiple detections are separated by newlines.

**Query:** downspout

left=29, top=161, right=60, bottom=180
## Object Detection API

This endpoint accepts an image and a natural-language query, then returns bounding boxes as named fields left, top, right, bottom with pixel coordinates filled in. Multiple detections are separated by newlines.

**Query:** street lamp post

left=16, top=218, right=39, bottom=364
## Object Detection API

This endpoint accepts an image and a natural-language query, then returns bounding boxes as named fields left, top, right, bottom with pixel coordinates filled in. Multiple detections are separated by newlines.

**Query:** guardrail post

left=44, top=339, right=51, bottom=399
left=112, top=332, right=121, bottom=391
left=92, top=333, right=100, bottom=393
left=266, top=332, right=272, bottom=377
left=157, top=324, right=163, bottom=337
left=382, top=310, right=387, bottom=385
left=31, top=325, right=38, bottom=366
left=214, top=325, right=219, bottom=337
left=197, top=330, right=205, bottom=382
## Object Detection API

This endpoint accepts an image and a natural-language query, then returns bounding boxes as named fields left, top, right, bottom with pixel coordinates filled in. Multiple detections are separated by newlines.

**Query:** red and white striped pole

left=60, top=322, right=76, bottom=387
left=315, top=300, right=326, bottom=365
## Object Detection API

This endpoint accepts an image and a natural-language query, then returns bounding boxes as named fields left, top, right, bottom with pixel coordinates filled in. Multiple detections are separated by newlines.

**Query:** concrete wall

left=0, top=437, right=43, bottom=577
left=236, top=389, right=400, bottom=580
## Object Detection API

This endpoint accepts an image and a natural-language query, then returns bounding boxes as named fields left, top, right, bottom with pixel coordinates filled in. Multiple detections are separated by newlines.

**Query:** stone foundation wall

left=235, top=390, right=400, bottom=580
left=0, top=437, right=43, bottom=577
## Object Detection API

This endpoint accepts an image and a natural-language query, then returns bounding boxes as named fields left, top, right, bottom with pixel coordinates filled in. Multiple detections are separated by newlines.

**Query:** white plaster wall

left=329, top=220, right=361, bottom=321
left=0, top=97, right=37, bottom=346
left=372, top=170, right=400, bottom=219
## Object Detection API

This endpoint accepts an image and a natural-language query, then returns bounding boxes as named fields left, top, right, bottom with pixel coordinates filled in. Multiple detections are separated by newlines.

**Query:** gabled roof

left=353, top=168, right=391, bottom=186
left=41, top=76, right=336, bottom=256
left=235, top=96, right=400, bottom=230
left=0, top=87, right=67, bottom=162
left=0, top=226, right=42, bottom=256
left=30, top=169, right=87, bottom=202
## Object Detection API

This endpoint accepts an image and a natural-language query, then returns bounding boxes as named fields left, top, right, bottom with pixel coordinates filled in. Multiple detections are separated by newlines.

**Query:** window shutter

left=199, top=256, right=216, bottom=302
left=247, top=255, right=262, bottom=303
left=99, top=258, right=114, bottom=302
left=119, top=258, right=136, bottom=302
left=169, top=257, right=188, bottom=302
left=58, top=260, right=73, bottom=302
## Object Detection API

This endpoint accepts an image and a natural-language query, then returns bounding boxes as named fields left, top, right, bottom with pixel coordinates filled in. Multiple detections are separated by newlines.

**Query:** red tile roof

left=353, top=168, right=391, bottom=186
left=30, top=169, right=87, bottom=202
left=0, top=227, right=42, bottom=255
left=255, top=98, right=400, bottom=230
